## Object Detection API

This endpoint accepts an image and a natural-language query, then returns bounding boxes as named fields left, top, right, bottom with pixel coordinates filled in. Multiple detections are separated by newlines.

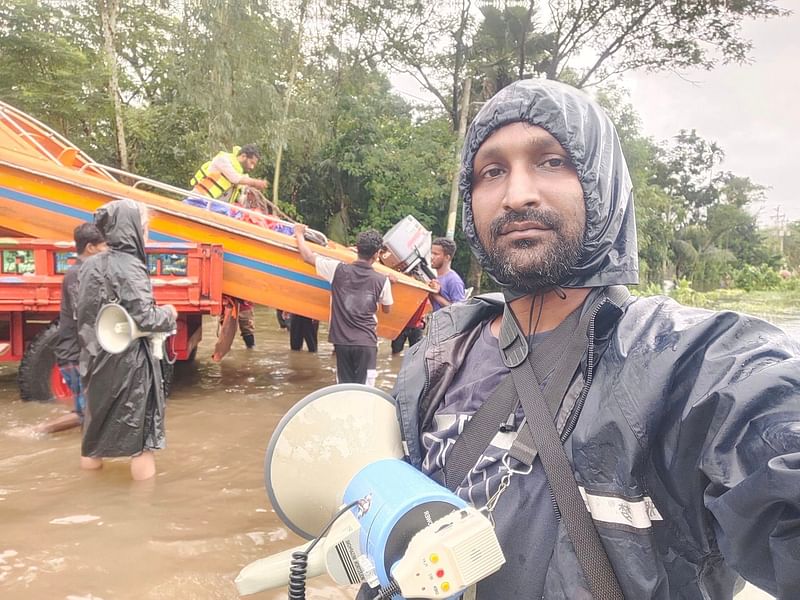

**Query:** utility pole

left=775, top=205, right=787, bottom=256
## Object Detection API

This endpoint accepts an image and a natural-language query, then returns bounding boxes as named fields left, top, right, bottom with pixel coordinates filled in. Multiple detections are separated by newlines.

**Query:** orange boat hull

left=0, top=107, right=430, bottom=339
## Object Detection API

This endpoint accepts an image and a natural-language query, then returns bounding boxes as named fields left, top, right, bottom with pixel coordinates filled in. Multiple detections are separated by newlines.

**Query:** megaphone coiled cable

left=286, top=499, right=361, bottom=600
left=371, top=580, right=401, bottom=600
left=287, top=551, right=309, bottom=600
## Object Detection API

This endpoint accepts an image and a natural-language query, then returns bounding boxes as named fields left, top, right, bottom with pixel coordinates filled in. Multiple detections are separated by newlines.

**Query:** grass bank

left=637, top=284, right=800, bottom=320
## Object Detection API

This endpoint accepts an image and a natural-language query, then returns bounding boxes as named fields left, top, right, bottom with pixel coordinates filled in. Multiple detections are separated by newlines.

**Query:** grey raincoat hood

left=460, top=78, right=639, bottom=289
left=94, top=198, right=147, bottom=265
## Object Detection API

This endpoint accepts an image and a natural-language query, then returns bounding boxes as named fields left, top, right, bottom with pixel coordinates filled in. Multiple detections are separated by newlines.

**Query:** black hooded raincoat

left=77, top=199, right=176, bottom=457
left=391, top=80, right=800, bottom=598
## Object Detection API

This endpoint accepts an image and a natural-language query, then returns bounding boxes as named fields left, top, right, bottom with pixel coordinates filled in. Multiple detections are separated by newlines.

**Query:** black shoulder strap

left=444, top=286, right=630, bottom=598
left=443, top=376, right=517, bottom=490
left=98, top=252, right=118, bottom=304
left=510, top=353, right=624, bottom=599
left=508, top=289, right=627, bottom=599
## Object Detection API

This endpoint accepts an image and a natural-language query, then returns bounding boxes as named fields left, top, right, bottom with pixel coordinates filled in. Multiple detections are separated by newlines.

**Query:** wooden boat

left=0, top=100, right=430, bottom=339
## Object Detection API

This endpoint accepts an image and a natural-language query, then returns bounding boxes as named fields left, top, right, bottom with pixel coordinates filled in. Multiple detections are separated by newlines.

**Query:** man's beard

left=480, top=208, right=584, bottom=292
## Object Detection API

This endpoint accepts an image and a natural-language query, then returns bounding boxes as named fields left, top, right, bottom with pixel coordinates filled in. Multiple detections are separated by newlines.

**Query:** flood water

left=0, top=308, right=393, bottom=599
left=1, top=307, right=797, bottom=599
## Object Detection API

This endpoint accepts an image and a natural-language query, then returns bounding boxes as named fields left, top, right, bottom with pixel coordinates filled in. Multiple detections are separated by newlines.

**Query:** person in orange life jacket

left=191, top=144, right=266, bottom=348
left=190, top=144, right=268, bottom=203
left=35, top=223, right=108, bottom=434
left=294, top=224, right=394, bottom=386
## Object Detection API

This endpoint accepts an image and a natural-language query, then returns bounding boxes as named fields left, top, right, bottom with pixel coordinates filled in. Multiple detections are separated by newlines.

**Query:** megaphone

left=95, top=303, right=171, bottom=360
left=235, top=384, right=505, bottom=599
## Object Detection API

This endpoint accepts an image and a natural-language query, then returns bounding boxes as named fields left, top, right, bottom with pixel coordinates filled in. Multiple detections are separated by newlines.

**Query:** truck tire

left=18, top=322, right=62, bottom=402
left=18, top=323, right=175, bottom=401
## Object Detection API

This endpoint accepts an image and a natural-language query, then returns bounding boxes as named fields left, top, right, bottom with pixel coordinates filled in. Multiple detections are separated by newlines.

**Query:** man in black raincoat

left=390, top=80, right=800, bottom=598
left=77, top=199, right=177, bottom=481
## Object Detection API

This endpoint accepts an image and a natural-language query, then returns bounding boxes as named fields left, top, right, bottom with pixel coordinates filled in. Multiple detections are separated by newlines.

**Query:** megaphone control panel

left=391, top=507, right=504, bottom=598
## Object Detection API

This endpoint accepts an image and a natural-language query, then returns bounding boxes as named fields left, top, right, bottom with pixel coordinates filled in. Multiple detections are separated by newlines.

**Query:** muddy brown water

left=1, top=308, right=402, bottom=599
left=2, top=307, right=794, bottom=599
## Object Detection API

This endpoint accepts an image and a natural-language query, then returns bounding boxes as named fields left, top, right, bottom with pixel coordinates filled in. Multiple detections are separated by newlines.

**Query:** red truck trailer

left=0, top=238, right=223, bottom=402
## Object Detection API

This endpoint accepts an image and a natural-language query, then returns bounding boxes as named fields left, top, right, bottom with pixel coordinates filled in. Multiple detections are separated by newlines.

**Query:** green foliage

left=779, top=275, right=800, bottom=292
left=0, top=0, right=792, bottom=293
left=0, top=0, right=115, bottom=162
left=634, top=282, right=664, bottom=297
left=653, top=130, right=724, bottom=226
left=360, top=117, right=454, bottom=233
left=176, top=1, right=284, bottom=153
left=125, top=102, right=208, bottom=186
left=732, top=264, right=783, bottom=292
left=783, top=221, right=800, bottom=271
left=703, top=287, right=800, bottom=317
left=669, top=278, right=712, bottom=308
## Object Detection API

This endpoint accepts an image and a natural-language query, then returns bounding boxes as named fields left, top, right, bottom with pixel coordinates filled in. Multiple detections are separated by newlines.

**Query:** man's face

left=430, top=244, right=449, bottom=270
left=240, top=154, right=259, bottom=172
left=470, top=122, right=585, bottom=291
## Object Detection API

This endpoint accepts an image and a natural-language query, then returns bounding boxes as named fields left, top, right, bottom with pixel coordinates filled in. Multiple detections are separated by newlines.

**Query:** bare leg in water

left=130, top=451, right=156, bottom=481
left=81, top=456, right=103, bottom=470
left=35, top=412, right=81, bottom=434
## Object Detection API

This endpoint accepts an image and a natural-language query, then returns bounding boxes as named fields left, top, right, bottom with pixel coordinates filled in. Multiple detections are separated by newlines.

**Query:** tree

left=597, top=87, right=674, bottom=285
left=652, top=130, right=775, bottom=289
left=272, top=0, right=309, bottom=206
left=540, top=1, right=788, bottom=87
left=291, top=64, right=455, bottom=242
left=176, top=1, right=283, bottom=152
left=652, top=129, right=725, bottom=227
left=783, top=221, right=800, bottom=271
left=472, top=2, right=553, bottom=96
left=96, top=0, right=128, bottom=169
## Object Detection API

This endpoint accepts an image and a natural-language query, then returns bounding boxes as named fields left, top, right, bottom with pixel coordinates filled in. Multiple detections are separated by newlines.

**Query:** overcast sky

left=392, top=8, right=799, bottom=227
left=624, top=9, right=799, bottom=227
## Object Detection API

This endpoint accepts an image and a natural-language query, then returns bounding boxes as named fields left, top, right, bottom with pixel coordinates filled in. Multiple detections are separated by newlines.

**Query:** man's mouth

left=500, top=221, right=551, bottom=238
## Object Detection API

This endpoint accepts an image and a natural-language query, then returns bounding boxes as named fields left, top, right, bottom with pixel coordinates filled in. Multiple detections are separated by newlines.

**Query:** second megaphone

left=95, top=303, right=171, bottom=360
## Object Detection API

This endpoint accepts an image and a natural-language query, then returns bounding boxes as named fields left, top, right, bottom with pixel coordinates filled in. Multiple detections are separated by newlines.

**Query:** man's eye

left=542, top=157, right=567, bottom=168
left=483, top=167, right=504, bottom=178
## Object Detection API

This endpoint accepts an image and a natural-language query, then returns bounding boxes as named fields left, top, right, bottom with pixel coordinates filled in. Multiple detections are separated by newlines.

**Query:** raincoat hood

left=460, top=79, right=639, bottom=289
left=94, top=199, right=147, bottom=265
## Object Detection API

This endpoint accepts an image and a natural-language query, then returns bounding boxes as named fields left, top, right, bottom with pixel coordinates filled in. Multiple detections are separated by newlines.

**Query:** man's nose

left=502, top=166, right=542, bottom=211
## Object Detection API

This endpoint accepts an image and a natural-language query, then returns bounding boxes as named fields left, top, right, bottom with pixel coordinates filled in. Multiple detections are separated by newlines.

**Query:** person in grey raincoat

left=77, top=199, right=177, bottom=481
left=388, top=79, right=800, bottom=599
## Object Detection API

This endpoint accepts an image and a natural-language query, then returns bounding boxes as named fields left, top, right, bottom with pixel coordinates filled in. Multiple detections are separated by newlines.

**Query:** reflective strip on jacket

left=391, top=290, right=800, bottom=599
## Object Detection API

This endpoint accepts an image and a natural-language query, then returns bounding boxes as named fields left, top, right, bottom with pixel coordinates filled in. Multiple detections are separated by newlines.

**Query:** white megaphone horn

left=95, top=303, right=170, bottom=360
left=235, top=385, right=505, bottom=598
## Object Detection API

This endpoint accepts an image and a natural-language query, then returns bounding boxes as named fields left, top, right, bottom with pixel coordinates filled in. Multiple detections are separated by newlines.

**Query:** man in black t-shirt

left=294, top=225, right=393, bottom=385
left=36, top=223, right=107, bottom=434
